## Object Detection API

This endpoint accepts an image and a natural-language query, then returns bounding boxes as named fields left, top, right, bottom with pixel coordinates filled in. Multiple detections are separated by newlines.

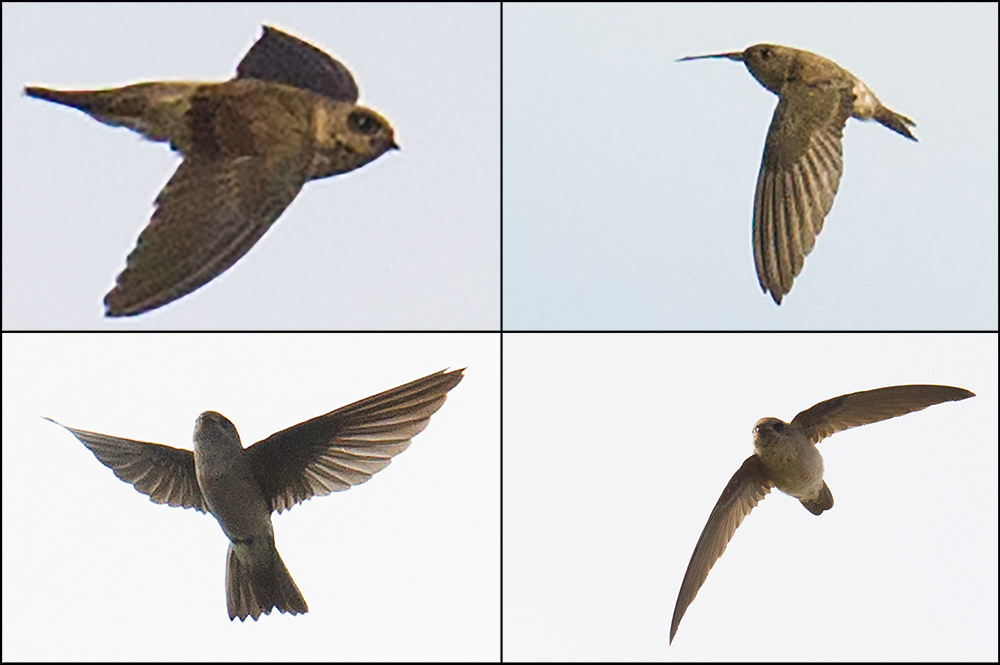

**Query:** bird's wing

left=790, top=384, right=975, bottom=445
left=752, top=79, right=855, bottom=304
left=670, top=454, right=773, bottom=644
left=104, top=83, right=314, bottom=316
left=46, top=417, right=207, bottom=512
left=246, top=369, right=465, bottom=514
left=103, top=156, right=307, bottom=316
left=236, top=25, right=359, bottom=103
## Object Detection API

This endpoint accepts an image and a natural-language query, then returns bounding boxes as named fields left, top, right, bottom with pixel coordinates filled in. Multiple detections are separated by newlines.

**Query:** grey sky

left=2, top=332, right=499, bottom=660
left=502, top=332, right=997, bottom=660
left=3, top=3, right=499, bottom=329
left=503, top=3, right=998, bottom=329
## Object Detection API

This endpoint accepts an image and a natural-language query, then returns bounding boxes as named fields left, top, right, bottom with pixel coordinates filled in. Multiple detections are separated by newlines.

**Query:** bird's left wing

left=236, top=25, right=360, bottom=103
left=790, top=384, right=975, bottom=445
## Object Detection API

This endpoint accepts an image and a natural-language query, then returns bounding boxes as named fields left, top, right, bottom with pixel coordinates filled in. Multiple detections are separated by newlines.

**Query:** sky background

left=503, top=3, right=998, bottom=329
left=2, top=333, right=499, bottom=660
left=3, top=3, right=499, bottom=329
left=503, top=333, right=997, bottom=660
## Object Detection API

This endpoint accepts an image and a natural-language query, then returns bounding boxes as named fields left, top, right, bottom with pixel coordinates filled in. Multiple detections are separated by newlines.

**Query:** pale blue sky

left=503, top=332, right=997, bottom=660
left=3, top=3, right=499, bottom=329
left=503, top=3, right=998, bottom=329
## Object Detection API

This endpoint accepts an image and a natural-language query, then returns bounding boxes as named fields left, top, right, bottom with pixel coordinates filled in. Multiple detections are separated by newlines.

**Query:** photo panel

left=2, top=332, right=499, bottom=660
left=502, top=332, right=996, bottom=660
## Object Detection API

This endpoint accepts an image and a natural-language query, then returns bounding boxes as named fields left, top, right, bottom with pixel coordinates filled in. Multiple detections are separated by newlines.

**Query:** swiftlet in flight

left=669, top=384, right=973, bottom=643
left=678, top=44, right=916, bottom=305
left=47, top=369, right=463, bottom=620
left=25, top=26, right=398, bottom=316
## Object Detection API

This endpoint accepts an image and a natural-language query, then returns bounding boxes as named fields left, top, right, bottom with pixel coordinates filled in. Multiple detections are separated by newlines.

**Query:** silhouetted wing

left=46, top=417, right=207, bottom=512
left=670, top=454, right=773, bottom=644
left=236, top=25, right=359, bottom=103
left=791, top=384, right=975, bottom=445
left=246, top=369, right=464, bottom=514
left=753, top=79, right=854, bottom=304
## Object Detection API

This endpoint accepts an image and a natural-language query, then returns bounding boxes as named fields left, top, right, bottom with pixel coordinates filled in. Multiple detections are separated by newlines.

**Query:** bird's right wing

left=246, top=369, right=465, bottom=514
left=670, top=454, right=773, bottom=644
left=46, top=417, right=207, bottom=512
left=790, top=384, right=975, bottom=445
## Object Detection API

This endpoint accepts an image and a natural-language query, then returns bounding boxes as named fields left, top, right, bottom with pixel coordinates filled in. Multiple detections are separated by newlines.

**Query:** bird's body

left=752, top=416, right=831, bottom=514
left=25, top=26, right=397, bottom=316
left=679, top=44, right=916, bottom=304
left=26, top=79, right=392, bottom=181
left=193, top=410, right=307, bottom=619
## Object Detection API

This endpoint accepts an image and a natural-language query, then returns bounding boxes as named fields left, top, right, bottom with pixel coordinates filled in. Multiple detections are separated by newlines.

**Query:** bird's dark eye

left=760, top=47, right=772, bottom=59
left=773, top=421, right=784, bottom=431
left=348, top=111, right=381, bottom=135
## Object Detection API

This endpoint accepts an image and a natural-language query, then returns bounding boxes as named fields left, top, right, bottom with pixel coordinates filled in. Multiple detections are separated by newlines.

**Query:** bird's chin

left=308, top=142, right=393, bottom=180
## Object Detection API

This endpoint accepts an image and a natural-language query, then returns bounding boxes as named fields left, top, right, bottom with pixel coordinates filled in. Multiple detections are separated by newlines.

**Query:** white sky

left=2, top=333, right=499, bottom=660
left=503, top=333, right=997, bottom=660
left=2, top=3, right=499, bottom=329
left=503, top=3, right=998, bottom=329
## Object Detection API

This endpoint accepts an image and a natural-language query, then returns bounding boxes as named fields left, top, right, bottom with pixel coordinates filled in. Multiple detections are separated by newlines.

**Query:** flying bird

left=47, top=368, right=463, bottom=620
left=669, top=384, right=974, bottom=644
left=679, top=44, right=916, bottom=304
left=25, top=26, right=398, bottom=316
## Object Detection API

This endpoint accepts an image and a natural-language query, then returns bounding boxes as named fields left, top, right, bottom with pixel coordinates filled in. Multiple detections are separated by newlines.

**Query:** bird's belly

left=773, top=469, right=825, bottom=501
left=760, top=445, right=826, bottom=500
left=198, top=469, right=273, bottom=541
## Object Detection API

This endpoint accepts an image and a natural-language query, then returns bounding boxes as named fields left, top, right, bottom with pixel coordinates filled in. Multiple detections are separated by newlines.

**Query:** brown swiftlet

left=669, top=384, right=973, bottom=644
left=25, top=26, right=398, bottom=317
left=678, top=44, right=916, bottom=305
left=46, top=368, right=463, bottom=620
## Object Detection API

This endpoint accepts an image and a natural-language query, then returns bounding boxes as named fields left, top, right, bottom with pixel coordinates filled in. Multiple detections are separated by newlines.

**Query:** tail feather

left=24, top=86, right=103, bottom=113
left=226, top=542, right=308, bottom=621
left=23, top=84, right=178, bottom=143
left=875, top=105, right=918, bottom=142
left=800, top=481, right=835, bottom=516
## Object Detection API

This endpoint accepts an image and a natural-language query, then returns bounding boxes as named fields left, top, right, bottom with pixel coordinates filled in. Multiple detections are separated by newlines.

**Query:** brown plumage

left=46, top=368, right=463, bottom=620
left=25, top=26, right=397, bottom=316
left=669, top=384, right=973, bottom=644
left=679, top=44, right=916, bottom=304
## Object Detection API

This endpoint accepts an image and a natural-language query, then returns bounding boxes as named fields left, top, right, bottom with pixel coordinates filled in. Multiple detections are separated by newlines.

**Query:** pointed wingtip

left=103, top=288, right=162, bottom=318
left=24, top=86, right=57, bottom=102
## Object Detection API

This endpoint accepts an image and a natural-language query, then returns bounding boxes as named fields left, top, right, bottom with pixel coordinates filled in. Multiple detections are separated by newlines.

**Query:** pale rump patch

left=851, top=78, right=881, bottom=119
